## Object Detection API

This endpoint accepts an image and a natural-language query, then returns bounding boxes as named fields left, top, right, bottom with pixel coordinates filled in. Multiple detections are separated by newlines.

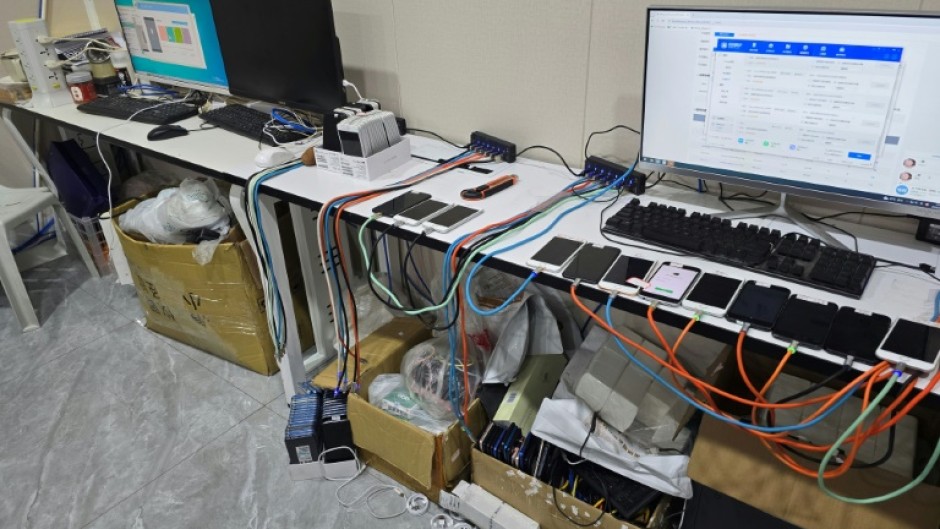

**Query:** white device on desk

left=8, top=19, right=72, bottom=107
left=598, top=255, right=656, bottom=296
left=525, top=236, right=584, bottom=273
left=253, top=137, right=322, bottom=168
left=423, top=205, right=482, bottom=233
left=877, top=319, right=940, bottom=374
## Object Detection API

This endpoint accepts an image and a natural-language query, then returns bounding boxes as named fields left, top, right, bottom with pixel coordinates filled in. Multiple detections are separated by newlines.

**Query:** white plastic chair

left=1, top=184, right=100, bottom=331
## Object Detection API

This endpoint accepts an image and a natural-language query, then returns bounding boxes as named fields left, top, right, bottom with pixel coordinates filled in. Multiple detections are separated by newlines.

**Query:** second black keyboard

left=199, top=104, right=310, bottom=146
left=602, top=199, right=875, bottom=298
left=77, top=96, right=198, bottom=125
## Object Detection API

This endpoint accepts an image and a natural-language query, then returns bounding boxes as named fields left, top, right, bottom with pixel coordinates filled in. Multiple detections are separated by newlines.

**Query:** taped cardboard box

left=472, top=448, right=642, bottom=529
left=113, top=199, right=277, bottom=375
left=312, top=317, right=430, bottom=393
left=688, top=416, right=940, bottom=529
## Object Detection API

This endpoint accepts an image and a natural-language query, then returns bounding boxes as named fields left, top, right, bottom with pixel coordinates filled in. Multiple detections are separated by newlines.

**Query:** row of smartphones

left=527, top=236, right=940, bottom=374
left=370, top=190, right=482, bottom=232
left=477, top=422, right=660, bottom=521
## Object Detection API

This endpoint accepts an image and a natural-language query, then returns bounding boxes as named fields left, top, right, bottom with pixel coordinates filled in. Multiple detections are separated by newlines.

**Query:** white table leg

left=289, top=203, right=337, bottom=372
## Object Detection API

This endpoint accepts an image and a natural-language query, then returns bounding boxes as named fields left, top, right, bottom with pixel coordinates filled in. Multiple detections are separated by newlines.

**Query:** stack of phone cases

left=285, top=390, right=323, bottom=465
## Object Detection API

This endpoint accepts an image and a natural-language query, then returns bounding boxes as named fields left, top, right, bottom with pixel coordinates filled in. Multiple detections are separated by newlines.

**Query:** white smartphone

left=681, top=272, right=743, bottom=317
left=526, top=237, right=584, bottom=273
left=876, top=318, right=940, bottom=374
left=423, top=205, right=482, bottom=233
left=640, top=262, right=701, bottom=305
left=394, top=199, right=452, bottom=225
left=598, top=255, right=656, bottom=296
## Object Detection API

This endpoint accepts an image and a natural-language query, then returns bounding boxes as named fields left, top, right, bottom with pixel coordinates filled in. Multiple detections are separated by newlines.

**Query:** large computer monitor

left=641, top=8, right=940, bottom=233
left=209, top=0, right=347, bottom=114
left=113, top=0, right=229, bottom=93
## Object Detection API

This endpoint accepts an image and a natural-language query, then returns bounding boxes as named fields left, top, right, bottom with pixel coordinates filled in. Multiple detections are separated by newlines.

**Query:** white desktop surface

left=9, top=103, right=940, bottom=395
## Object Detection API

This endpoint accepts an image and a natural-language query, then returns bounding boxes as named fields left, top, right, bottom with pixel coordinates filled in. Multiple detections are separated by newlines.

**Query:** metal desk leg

left=257, top=194, right=308, bottom=399
left=289, top=203, right=337, bottom=371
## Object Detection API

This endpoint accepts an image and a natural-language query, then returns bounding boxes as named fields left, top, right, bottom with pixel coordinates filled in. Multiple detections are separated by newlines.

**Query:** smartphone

left=682, top=273, right=743, bottom=317
left=371, top=191, right=431, bottom=216
left=726, top=281, right=791, bottom=329
left=640, top=262, right=701, bottom=304
left=526, top=237, right=584, bottom=273
left=598, top=256, right=656, bottom=296
left=877, top=319, right=940, bottom=373
left=823, top=308, right=891, bottom=364
left=562, top=245, right=620, bottom=284
left=394, top=199, right=452, bottom=225
left=771, top=296, right=839, bottom=348
left=423, top=205, right=482, bottom=233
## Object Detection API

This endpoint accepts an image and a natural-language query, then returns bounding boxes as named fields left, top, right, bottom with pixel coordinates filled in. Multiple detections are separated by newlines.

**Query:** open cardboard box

left=689, top=416, right=940, bottom=529
left=472, top=448, right=645, bottom=529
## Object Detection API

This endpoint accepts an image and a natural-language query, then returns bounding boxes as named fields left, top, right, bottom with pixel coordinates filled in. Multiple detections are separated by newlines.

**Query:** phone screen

left=771, top=297, right=838, bottom=347
left=601, top=256, right=655, bottom=287
left=824, top=308, right=891, bottom=363
left=726, top=282, right=790, bottom=328
left=397, top=200, right=449, bottom=222
left=371, top=191, right=430, bottom=216
left=529, top=237, right=582, bottom=267
left=881, top=319, right=940, bottom=364
left=685, top=274, right=742, bottom=310
left=427, top=205, right=479, bottom=228
left=563, top=245, right=620, bottom=284
left=642, top=264, right=699, bottom=302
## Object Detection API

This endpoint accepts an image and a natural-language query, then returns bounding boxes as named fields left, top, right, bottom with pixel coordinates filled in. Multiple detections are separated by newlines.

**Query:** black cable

left=517, top=145, right=583, bottom=177
left=397, top=231, right=462, bottom=331
left=584, top=124, right=641, bottom=161
left=406, top=128, right=468, bottom=149
left=803, top=214, right=860, bottom=252
left=644, top=172, right=666, bottom=189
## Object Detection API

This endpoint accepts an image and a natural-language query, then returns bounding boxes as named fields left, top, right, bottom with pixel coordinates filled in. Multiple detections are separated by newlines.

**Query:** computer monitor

left=209, top=0, right=347, bottom=114
left=113, top=0, right=229, bottom=93
left=641, top=8, right=940, bottom=236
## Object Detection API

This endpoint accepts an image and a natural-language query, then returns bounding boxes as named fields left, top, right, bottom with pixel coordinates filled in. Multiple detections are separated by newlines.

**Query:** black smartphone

left=598, top=255, right=656, bottom=295
left=681, top=273, right=743, bottom=317
left=771, top=296, right=839, bottom=348
left=518, top=433, right=536, bottom=472
left=500, top=424, right=522, bottom=464
left=526, top=237, right=584, bottom=273
left=823, top=308, right=891, bottom=364
left=877, top=319, right=940, bottom=373
left=562, top=245, right=620, bottom=284
left=395, top=199, right=451, bottom=225
left=371, top=191, right=431, bottom=216
left=726, top=281, right=791, bottom=329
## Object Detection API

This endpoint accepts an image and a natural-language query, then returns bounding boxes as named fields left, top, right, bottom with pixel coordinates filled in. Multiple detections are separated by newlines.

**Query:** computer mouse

left=254, top=146, right=296, bottom=168
left=147, top=124, right=189, bottom=141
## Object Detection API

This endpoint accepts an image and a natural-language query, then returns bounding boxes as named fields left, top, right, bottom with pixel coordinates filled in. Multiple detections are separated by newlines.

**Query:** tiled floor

left=0, top=253, right=445, bottom=528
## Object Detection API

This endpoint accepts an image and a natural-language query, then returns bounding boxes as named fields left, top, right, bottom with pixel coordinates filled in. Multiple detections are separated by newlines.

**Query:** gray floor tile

left=0, top=323, right=262, bottom=529
left=157, top=335, right=285, bottom=405
left=0, top=288, right=132, bottom=387
left=84, top=407, right=445, bottom=529
left=265, top=400, right=290, bottom=420
left=77, top=275, right=146, bottom=324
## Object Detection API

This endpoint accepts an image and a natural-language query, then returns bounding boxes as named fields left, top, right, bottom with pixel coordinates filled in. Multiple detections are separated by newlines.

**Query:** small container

left=109, top=50, right=135, bottom=88
left=66, top=71, right=97, bottom=104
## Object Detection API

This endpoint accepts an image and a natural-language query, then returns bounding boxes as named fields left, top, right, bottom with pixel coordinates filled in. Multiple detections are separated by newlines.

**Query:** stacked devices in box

left=284, top=389, right=352, bottom=465
left=316, top=108, right=412, bottom=180
left=337, top=111, right=402, bottom=157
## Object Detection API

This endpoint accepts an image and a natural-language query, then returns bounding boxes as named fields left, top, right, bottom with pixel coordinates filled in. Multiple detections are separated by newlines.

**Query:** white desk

left=5, top=102, right=940, bottom=402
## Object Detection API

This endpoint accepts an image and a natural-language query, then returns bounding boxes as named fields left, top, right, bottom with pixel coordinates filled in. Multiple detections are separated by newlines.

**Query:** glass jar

left=66, top=71, right=96, bottom=104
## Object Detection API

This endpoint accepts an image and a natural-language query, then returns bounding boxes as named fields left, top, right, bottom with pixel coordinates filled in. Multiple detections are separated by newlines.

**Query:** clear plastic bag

left=401, top=335, right=483, bottom=420
left=369, top=374, right=453, bottom=434
left=119, top=178, right=230, bottom=245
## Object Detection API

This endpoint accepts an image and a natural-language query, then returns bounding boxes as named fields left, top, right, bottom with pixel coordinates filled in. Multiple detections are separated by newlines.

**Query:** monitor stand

left=713, top=193, right=848, bottom=250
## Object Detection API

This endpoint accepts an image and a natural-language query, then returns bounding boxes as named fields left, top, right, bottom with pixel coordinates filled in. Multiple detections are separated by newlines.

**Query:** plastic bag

left=401, top=335, right=483, bottom=420
left=369, top=374, right=453, bottom=434
left=483, top=294, right=563, bottom=384
left=119, top=178, right=230, bottom=245
left=531, top=398, right=693, bottom=498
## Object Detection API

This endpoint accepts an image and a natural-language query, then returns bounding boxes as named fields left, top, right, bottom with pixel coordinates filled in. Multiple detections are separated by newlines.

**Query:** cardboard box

left=349, top=393, right=486, bottom=500
left=688, top=416, right=940, bottom=529
left=114, top=202, right=278, bottom=375
left=311, top=317, right=430, bottom=392
left=472, top=448, right=642, bottom=529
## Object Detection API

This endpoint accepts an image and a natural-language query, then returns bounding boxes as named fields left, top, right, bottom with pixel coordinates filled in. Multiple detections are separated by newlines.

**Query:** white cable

left=342, top=79, right=364, bottom=101
left=406, top=493, right=430, bottom=515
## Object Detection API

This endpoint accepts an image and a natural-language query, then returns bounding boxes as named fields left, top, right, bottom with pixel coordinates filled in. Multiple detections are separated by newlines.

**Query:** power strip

left=584, top=156, right=647, bottom=194
left=469, top=131, right=517, bottom=162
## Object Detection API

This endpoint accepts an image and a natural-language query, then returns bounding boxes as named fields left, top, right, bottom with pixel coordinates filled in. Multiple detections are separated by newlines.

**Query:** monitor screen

left=641, top=9, right=940, bottom=215
left=209, top=0, right=346, bottom=114
left=113, top=0, right=228, bottom=92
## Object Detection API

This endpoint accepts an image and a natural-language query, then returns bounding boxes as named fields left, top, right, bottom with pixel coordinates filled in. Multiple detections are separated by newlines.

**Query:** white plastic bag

left=531, top=398, right=693, bottom=498
left=368, top=374, right=453, bottom=434
left=401, top=336, right=483, bottom=420
left=483, top=294, right=564, bottom=384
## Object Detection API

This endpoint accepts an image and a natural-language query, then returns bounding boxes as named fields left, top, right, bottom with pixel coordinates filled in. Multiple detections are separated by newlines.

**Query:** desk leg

left=256, top=195, right=308, bottom=400
left=289, top=203, right=336, bottom=370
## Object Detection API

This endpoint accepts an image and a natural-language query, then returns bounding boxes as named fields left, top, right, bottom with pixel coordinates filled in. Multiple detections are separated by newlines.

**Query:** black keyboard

left=77, top=96, right=198, bottom=125
left=199, top=104, right=309, bottom=146
left=602, top=199, right=875, bottom=298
